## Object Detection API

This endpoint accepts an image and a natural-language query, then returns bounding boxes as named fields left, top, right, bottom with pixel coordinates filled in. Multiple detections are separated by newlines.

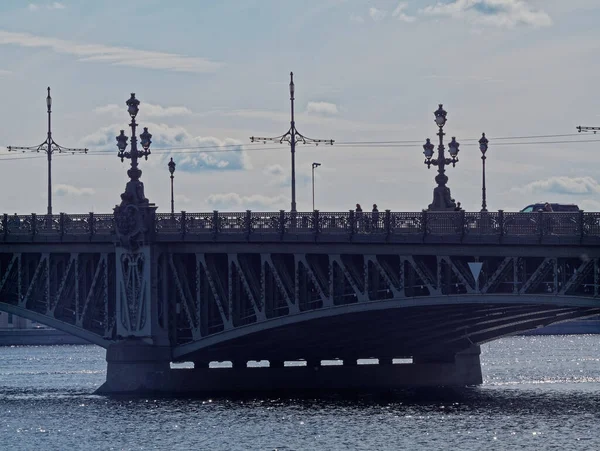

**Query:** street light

left=250, top=72, right=334, bottom=214
left=116, top=93, right=152, bottom=206
left=312, top=162, right=321, bottom=211
left=7, top=87, right=88, bottom=217
left=422, top=104, right=460, bottom=211
left=479, top=133, right=489, bottom=212
left=168, top=157, right=176, bottom=216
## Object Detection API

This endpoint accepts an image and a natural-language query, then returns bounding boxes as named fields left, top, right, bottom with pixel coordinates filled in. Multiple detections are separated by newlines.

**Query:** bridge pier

left=96, top=340, right=172, bottom=394
left=96, top=345, right=482, bottom=395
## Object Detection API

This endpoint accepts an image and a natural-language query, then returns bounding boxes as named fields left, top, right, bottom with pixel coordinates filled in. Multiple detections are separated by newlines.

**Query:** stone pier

left=96, top=343, right=482, bottom=395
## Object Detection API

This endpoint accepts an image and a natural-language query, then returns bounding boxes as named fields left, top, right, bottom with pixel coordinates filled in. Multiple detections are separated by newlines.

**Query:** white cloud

left=263, top=164, right=287, bottom=186
left=0, top=69, right=10, bottom=76
left=206, top=193, right=288, bottom=211
left=175, top=194, right=191, bottom=205
left=306, top=101, right=339, bottom=116
left=52, top=184, right=95, bottom=197
left=80, top=123, right=251, bottom=172
left=421, top=0, right=552, bottom=28
left=369, top=7, right=387, bottom=22
left=392, top=3, right=416, bottom=22
left=222, top=108, right=403, bottom=133
left=350, top=14, right=364, bottom=23
left=0, top=30, right=221, bottom=73
left=94, top=103, right=192, bottom=118
left=513, top=176, right=600, bottom=195
left=262, top=164, right=312, bottom=189
left=28, top=2, right=65, bottom=11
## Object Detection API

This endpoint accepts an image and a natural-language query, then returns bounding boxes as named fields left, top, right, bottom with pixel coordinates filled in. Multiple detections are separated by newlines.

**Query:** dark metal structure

left=7, top=87, right=88, bottom=217
left=577, top=126, right=600, bottom=134
left=168, top=158, right=176, bottom=216
left=1, top=224, right=599, bottom=387
left=423, top=104, right=460, bottom=211
left=479, top=133, right=489, bottom=212
left=250, top=73, right=334, bottom=213
left=312, top=162, right=321, bottom=211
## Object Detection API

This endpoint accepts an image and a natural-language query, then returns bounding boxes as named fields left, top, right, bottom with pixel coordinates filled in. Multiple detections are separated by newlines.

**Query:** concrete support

left=96, top=345, right=482, bottom=395
left=96, top=340, right=172, bottom=394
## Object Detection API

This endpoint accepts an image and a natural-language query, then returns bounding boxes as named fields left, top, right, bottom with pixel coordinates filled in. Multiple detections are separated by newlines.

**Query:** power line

left=335, top=133, right=583, bottom=145
left=2, top=136, right=600, bottom=161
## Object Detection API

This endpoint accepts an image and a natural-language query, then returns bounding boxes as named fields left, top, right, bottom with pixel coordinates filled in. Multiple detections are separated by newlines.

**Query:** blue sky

left=1, top=0, right=600, bottom=213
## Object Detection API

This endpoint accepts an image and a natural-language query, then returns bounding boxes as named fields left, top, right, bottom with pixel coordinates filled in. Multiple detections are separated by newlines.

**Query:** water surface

left=0, top=335, right=599, bottom=450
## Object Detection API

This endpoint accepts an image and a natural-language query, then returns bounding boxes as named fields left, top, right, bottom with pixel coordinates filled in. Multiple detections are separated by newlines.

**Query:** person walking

left=543, top=202, right=554, bottom=234
left=371, top=204, right=379, bottom=230
left=355, top=204, right=363, bottom=232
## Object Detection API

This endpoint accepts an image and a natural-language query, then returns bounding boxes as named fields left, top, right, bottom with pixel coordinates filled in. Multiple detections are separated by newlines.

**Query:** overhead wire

left=1, top=133, right=599, bottom=161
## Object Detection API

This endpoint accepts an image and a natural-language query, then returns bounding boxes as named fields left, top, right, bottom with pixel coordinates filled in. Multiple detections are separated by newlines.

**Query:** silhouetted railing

left=2, top=210, right=600, bottom=244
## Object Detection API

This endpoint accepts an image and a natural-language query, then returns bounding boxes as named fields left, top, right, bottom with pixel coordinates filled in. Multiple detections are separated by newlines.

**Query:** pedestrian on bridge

left=543, top=202, right=555, bottom=235
left=372, top=204, right=379, bottom=230
left=356, top=204, right=363, bottom=232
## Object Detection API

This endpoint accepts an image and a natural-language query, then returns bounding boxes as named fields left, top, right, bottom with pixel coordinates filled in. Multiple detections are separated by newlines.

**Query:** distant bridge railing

left=2, top=210, right=600, bottom=244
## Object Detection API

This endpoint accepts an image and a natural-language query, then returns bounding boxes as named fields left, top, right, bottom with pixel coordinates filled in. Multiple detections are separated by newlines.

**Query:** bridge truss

left=2, top=243, right=598, bottom=364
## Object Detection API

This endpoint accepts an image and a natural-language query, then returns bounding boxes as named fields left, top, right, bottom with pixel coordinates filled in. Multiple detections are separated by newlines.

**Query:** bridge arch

left=173, top=294, right=600, bottom=362
left=0, top=302, right=110, bottom=347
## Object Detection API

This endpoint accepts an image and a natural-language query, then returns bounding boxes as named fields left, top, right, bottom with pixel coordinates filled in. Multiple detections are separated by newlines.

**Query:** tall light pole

left=312, top=162, right=321, bottom=211
left=7, top=87, right=88, bottom=217
left=168, top=157, right=176, bottom=216
left=250, top=72, right=334, bottom=213
left=116, top=93, right=152, bottom=206
left=479, top=133, right=489, bottom=212
left=422, top=104, right=460, bottom=211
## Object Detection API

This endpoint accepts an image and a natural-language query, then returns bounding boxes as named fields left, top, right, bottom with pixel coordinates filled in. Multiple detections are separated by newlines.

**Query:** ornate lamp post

left=168, top=157, right=176, bottom=216
left=422, top=104, right=460, bottom=211
left=479, top=133, right=489, bottom=212
left=116, top=93, right=152, bottom=206
left=311, top=162, right=321, bottom=211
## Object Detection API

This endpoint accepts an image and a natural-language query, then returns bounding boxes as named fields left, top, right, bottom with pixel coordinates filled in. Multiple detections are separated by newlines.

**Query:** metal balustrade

left=2, top=210, right=600, bottom=244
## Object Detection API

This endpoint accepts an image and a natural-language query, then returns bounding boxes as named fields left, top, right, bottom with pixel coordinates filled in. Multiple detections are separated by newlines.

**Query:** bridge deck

left=2, top=210, right=600, bottom=245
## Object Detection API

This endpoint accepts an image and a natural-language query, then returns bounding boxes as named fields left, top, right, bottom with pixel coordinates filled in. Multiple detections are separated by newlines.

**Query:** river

left=0, top=335, right=599, bottom=450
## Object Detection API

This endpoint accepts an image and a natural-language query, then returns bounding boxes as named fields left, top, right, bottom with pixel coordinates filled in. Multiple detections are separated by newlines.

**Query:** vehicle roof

left=521, top=203, right=580, bottom=211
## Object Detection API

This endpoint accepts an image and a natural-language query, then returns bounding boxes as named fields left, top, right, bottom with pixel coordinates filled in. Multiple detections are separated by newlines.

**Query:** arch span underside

left=0, top=302, right=110, bottom=347
left=173, top=295, right=600, bottom=363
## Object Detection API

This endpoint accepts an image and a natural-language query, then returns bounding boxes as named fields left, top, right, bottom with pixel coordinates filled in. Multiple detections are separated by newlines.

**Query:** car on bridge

left=503, top=203, right=582, bottom=236
left=520, top=203, right=580, bottom=213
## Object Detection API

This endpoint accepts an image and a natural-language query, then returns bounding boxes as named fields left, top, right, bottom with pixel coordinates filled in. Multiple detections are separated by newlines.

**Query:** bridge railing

left=3, top=210, right=600, bottom=243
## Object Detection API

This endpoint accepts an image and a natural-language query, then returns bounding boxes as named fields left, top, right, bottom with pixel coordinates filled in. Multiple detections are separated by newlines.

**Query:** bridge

left=1, top=208, right=600, bottom=394
left=2, top=94, right=599, bottom=394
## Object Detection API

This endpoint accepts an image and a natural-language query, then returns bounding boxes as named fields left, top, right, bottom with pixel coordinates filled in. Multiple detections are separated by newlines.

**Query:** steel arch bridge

left=1, top=210, right=600, bottom=393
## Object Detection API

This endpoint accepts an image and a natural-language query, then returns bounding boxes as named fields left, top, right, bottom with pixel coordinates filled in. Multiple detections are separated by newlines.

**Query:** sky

left=0, top=0, right=599, bottom=214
